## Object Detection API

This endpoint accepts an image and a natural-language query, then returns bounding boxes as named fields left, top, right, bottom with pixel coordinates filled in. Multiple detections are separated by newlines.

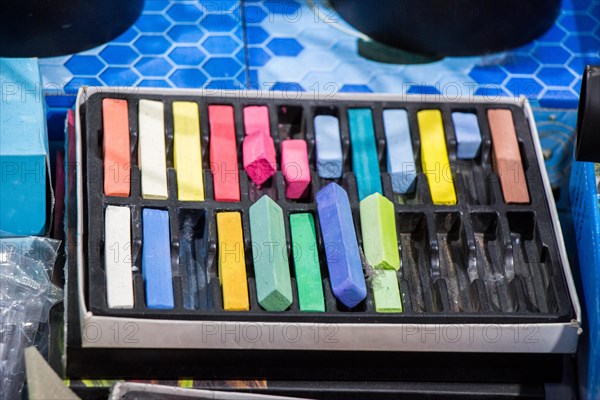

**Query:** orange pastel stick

left=103, top=98, right=130, bottom=197
left=488, top=109, right=530, bottom=204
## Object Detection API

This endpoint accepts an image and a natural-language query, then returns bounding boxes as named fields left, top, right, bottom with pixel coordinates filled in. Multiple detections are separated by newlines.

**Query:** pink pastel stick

left=281, top=139, right=311, bottom=199
left=243, top=106, right=270, bottom=137
left=243, top=106, right=277, bottom=186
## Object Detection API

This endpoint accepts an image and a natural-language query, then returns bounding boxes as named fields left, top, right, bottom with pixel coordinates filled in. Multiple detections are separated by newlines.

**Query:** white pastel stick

left=104, top=205, right=134, bottom=308
left=138, top=99, right=168, bottom=199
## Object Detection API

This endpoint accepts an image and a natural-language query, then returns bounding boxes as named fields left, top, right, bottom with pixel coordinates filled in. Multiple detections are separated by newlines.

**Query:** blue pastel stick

left=316, top=183, right=367, bottom=308
left=314, top=115, right=343, bottom=179
left=452, top=112, right=482, bottom=159
left=142, top=208, right=174, bottom=309
left=348, top=109, right=382, bottom=200
left=383, top=109, right=417, bottom=194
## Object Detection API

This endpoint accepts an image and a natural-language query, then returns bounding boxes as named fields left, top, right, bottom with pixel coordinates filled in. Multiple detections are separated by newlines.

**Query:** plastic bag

left=0, top=237, right=63, bottom=400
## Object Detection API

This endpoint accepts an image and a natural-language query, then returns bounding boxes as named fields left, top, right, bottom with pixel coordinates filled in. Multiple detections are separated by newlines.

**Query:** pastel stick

left=244, top=105, right=270, bottom=136
left=314, top=115, right=343, bottom=179
left=371, top=270, right=403, bottom=313
left=487, top=109, right=530, bottom=204
left=452, top=112, right=482, bottom=159
left=348, top=109, right=382, bottom=200
left=360, top=193, right=400, bottom=271
left=173, top=101, right=204, bottom=201
left=102, top=99, right=130, bottom=197
left=138, top=100, right=168, bottom=200
left=209, top=105, right=240, bottom=202
left=249, top=196, right=293, bottom=311
left=359, top=193, right=403, bottom=313
left=281, top=139, right=311, bottom=199
left=142, top=208, right=174, bottom=309
left=316, top=183, right=367, bottom=308
left=179, top=213, right=210, bottom=310
left=417, top=110, right=457, bottom=205
left=290, top=213, right=325, bottom=312
left=243, top=106, right=276, bottom=186
left=382, top=109, right=417, bottom=194
left=104, top=206, right=134, bottom=308
left=217, top=212, right=250, bottom=311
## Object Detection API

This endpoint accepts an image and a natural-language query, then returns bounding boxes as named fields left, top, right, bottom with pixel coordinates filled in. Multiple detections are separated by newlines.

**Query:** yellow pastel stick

left=173, top=101, right=205, bottom=201
left=417, top=110, right=456, bottom=205
left=216, top=212, right=250, bottom=311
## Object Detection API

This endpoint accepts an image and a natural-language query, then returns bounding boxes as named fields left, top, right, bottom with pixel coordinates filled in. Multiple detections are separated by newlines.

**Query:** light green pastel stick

left=359, top=193, right=400, bottom=271
left=371, top=270, right=403, bottom=312
left=360, top=192, right=403, bottom=312
left=290, top=213, right=325, bottom=312
left=249, top=195, right=293, bottom=311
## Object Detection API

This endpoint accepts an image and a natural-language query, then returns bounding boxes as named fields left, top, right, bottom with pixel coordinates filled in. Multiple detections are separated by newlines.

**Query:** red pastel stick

left=209, top=105, right=240, bottom=202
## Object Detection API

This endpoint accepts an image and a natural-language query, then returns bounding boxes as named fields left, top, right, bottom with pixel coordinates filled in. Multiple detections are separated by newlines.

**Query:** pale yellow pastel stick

left=217, top=212, right=250, bottom=311
left=417, top=110, right=457, bottom=205
left=138, top=100, right=168, bottom=200
left=173, top=101, right=205, bottom=201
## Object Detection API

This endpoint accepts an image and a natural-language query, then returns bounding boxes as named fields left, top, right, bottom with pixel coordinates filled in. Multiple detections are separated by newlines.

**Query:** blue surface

left=35, top=0, right=599, bottom=189
left=570, top=162, right=600, bottom=400
left=314, top=115, right=343, bottom=179
left=0, top=58, right=49, bottom=237
left=38, top=0, right=600, bottom=109
left=382, top=109, right=417, bottom=194
left=316, top=183, right=367, bottom=309
left=452, top=112, right=482, bottom=159
left=348, top=109, right=382, bottom=200
left=142, top=208, right=174, bottom=309
left=243, top=0, right=599, bottom=109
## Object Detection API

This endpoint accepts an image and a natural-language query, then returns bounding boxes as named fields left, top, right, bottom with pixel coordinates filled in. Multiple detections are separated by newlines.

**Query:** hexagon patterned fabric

left=38, top=0, right=596, bottom=189
left=39, top=0, right=599, bottom=109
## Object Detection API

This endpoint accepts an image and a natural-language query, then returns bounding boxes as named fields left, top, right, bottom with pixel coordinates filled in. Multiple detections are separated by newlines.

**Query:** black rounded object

left=0, top=0, right=144, bottom=58
left=329, top=0, right=562, bottom=56
left=575, top=65, right=600, bottom=163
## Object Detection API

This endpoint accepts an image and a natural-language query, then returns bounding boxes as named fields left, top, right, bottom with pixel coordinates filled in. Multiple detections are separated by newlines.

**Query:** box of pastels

left=67, top=87, right=580, bottom=379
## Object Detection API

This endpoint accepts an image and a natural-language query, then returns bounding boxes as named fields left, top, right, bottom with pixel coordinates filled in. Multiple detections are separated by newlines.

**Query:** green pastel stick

left=359, top=193, right=400, bottom=271
left=249, top=195, right=293, bottom=311
left=290, top=213, right=325, bottom=312
left=371, top=270, right=403, bottom=313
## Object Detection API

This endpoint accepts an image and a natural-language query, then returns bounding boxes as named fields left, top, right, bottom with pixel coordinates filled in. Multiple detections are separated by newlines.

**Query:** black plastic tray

left=80, top=92, right=573, bottom=324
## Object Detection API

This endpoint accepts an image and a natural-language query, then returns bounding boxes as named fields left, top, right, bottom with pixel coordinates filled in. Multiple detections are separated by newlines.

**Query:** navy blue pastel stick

left=316, top=182, right=367, bottom=308
left=142, top=208, right=174, bottom=309
left=179, top=215, right=211, bottom=310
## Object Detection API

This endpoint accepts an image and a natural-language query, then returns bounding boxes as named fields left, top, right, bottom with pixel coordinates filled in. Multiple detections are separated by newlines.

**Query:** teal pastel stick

left=249, top=195, right=293, bottom=311
left=348, top=109, right=382, bottom=200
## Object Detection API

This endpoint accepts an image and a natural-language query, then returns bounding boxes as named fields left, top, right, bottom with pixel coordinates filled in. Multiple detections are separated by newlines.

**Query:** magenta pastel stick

left=243, top=129, right=277, bottom=186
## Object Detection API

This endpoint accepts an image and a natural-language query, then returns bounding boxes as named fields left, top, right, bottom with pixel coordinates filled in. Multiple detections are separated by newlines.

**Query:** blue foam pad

left=348, top=109, right=382, bottom=200
left=314, top=115, right=343, bottom=179
left=452, top=112, right=482, bottom=159
left=0, top=58, right=48, bottom=237
left=382, top=109, right=417, bottom=194
left=316, top=183, right=367, bottom=308
left=142, top=208, right=174, bottom=309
